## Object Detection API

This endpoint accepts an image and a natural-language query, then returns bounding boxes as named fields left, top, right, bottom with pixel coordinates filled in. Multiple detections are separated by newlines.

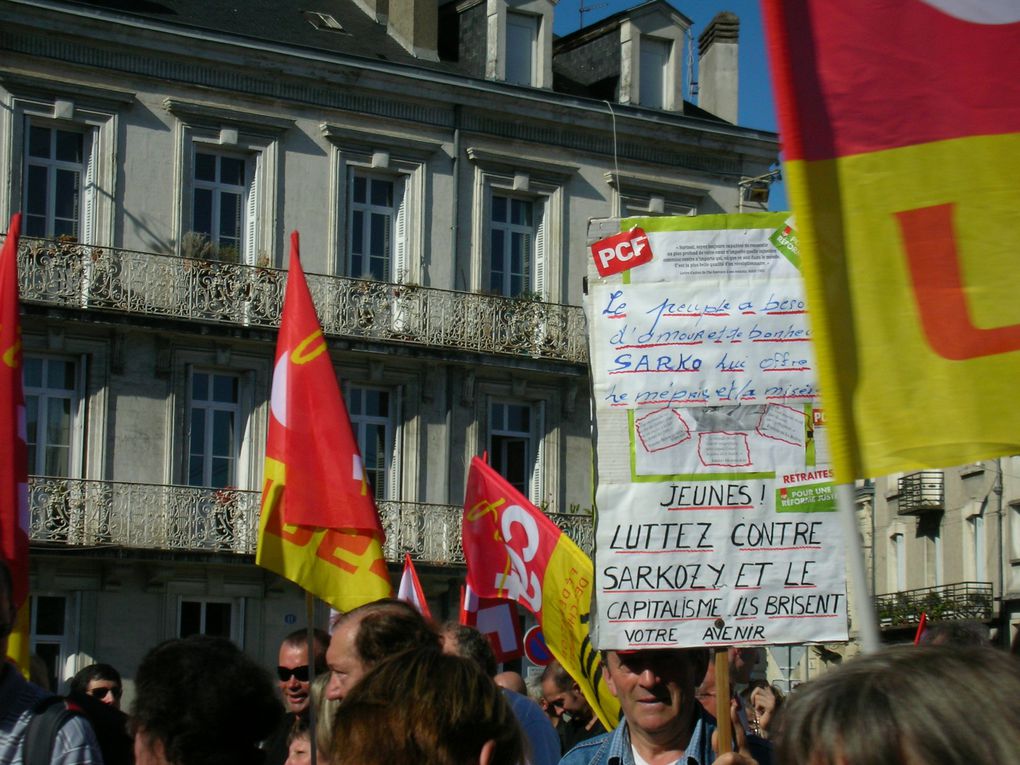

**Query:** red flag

left=1, top=213, right=30, bottom=672
left=460, top=583, right=523, bottom=663
left=397, top=553, right=432, bottom=620
left=256, top=232, right=392, bottom=612
left=462, top=456, right=619, bottom=728
left=266, top=232, right=382, bottom=535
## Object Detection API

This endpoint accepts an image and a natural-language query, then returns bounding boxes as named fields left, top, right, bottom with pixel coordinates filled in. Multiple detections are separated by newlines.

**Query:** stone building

left=0, top=0, right=777, bottom=693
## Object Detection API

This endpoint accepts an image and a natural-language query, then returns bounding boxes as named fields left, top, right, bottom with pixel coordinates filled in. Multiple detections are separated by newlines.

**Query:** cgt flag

left=462, top=456, right=620, bottom=729
left=256, top=232, right=392, bottom=612
left=1, top=214, right=30, bottom=674
left=460, top=583, right=523, bottom=663
left=762, top=2, right=1020, bottom=480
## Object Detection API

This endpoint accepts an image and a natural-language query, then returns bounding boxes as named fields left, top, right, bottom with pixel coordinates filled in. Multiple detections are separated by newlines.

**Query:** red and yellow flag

left=1, top=213, right=30, bottom=673
left=256, top=232, right=392, bottom=612
left=462, top=456, right=619, bottom=729
left=763, top=2, right=1020, bottom=480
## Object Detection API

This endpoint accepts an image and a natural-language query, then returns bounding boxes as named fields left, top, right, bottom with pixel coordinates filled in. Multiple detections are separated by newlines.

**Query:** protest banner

left=585, top=213, right=848, bottom=650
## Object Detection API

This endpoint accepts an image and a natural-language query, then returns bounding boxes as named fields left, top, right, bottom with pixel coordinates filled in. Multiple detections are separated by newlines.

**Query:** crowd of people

left=4, top=557, right=1020, bottom=765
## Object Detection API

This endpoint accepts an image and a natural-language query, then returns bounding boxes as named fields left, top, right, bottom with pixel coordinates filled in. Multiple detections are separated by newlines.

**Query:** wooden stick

left=714, top=648, right=732, bottom=755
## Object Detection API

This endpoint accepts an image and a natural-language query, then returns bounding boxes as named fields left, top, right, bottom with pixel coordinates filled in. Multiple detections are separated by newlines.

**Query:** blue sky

left=553, top=0, right=788, bottom=210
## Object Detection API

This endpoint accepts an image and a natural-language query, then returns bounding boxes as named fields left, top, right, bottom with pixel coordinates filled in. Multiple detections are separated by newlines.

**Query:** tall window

left=639, top=36, right=670, bottom=109
left=192, top=151, right=248, bottom=261
left=349, top=173, right=397, bottom=281
left=490, top=195, right=534, bottom=297
left=347, top=386, right=394, bottom=501
left=31, top=594, right=73, bottom=692
left=24, top=357, right=78, bottom=477
left=489, top=402, right=533, bottom=495
left=178, top=598, right=235, bottom=639
left=506, top=13, right=538, bottom=86
left=24, top=124, right=85, bottom=239
left=187, top=371, right=240, bottom=488
left=968, top=511, right=986, bottom=582
left=889, top=532, right=906, bottom=591
left=918, top=516, right=943, bottom=587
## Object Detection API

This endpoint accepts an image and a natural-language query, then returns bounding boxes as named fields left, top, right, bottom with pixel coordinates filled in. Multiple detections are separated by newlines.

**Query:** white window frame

left=30, top=592, right=81, bottom=691
left=889, top=530, right=906, bottom=592
left=967, top=507, right=987, bottom=582
left=486, top=0, right=554, bottom=88
left=467, top=148, right=574, bottom=303
left=321, top=123, right=437, bottom=285
left=23, top=354, right=85, bottom=478
left=23, top=123, right=89, bottom=240
left=346, top=384, right=399, bottom=501
left=186, top=368, right=243, bottom=489
left=618, top=14, right=685, bottom=110
left=190, top=148, right=250, bottom=261
left=639, top=35, right=671, bottom=109
left=0, top=74, right=128, bottom=244
left=164, top=99, right=291, bottom=267
left=506, top=12, right=538, bottom=86
left=488, top=399, right=540, bottom=500
left=488, top=192, right=539, bottom=297
left=176, top=596, right=245, bottom=642
left=347, top=171, right=404, bottom=282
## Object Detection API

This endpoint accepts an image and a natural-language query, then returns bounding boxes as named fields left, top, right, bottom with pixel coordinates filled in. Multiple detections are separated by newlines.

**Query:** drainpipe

left=997, top=457, right=1006, bottom=646
left=451, top=105, right=461, bottom=289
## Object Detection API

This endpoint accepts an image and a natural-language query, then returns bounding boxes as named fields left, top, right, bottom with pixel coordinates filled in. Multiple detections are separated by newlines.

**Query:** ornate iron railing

left=897, top=470, right=944, bottom=515
left=27, top=476, right=594, bottom=564
left=12, top=236, right=588, bottom=363
left=874, top=581, right=993, bottom=627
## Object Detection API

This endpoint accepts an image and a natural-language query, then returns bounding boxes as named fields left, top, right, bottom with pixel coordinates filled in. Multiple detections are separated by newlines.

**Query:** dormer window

left=506, top=12, right=538, bottom=86
left=639, top=36, right=671, bottom=108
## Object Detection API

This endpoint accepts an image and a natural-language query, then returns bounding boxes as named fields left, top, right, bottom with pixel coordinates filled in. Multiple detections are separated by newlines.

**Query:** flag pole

left=306, top=591, right=317, bottom=765
left=714, top=649, right=732, bottom=755
left=837, top=483, right=880, bottom=653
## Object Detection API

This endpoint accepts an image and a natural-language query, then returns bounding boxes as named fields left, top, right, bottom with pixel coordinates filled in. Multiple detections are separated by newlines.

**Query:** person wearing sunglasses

left=263, top=627, right=329, bottom=765
left=70, top=664, right=123, bottom=710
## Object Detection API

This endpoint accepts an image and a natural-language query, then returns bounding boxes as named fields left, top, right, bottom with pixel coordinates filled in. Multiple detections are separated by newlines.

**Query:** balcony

left=27, top=476, right=594, bottom=565
left=13, top=236, right=588, bottom=364
left=874, top=581, right=993, bottom=627
left=897, top=470, right=944, bottom=515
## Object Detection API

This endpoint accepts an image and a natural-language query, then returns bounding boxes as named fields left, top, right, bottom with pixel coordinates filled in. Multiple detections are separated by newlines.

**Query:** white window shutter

left=387, top=389, right=401, bottom=501
left=529, top=401, right=545, bottom=505
left=81, top=129, right=97, bottom=245
left=393, top=178, right=407, bottom=283
left=533, top=201, right=546, bottom=298
left=245, top=157, right=258, bottom=265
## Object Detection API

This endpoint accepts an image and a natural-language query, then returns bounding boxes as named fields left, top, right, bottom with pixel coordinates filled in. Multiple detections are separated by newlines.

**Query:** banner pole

left=714, top=649, right=732, bottom=755
left=306, top=591, right=317, bottom=765
left=836, top=483, right=880, bottom=653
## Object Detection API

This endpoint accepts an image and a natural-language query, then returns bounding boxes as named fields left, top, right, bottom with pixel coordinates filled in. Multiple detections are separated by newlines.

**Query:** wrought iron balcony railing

left=897, top=470, right=944, bottom=515
left=874, top=581, right=993, bottom=627
left=13, top=236, right=588, bottom=364
left=27, top=476, right=594, bottom=565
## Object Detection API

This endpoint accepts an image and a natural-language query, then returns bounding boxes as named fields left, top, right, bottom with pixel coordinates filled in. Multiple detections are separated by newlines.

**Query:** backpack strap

left=24, top=696, right=82, bottom=765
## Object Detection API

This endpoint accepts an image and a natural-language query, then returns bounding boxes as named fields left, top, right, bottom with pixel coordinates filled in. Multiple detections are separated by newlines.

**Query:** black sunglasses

left=88, top=685, right=122, bottom=700
left=277, top=665, right=310, bottom=682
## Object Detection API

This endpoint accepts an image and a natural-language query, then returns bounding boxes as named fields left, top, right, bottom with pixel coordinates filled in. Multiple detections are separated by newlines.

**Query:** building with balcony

left=0, top=0, right=777, bottom=693
left=854, top=460, right=1020, bottom=648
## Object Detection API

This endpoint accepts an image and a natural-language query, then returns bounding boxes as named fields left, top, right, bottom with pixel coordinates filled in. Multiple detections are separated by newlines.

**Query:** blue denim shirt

left=558, top=705, right=715, bottom=765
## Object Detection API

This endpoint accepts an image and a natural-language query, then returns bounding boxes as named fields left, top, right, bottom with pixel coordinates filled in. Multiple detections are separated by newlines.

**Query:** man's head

left=601, top=648, right=709, bottom=746
left=541, top=659, right=591, bottom=720
left=440, top=622, right=497, bottom=678
left=728, top=646, right=761, bottom=685
left=70, top=663, right=124, bottom=709
left=325, top=599, right=439, bottom=702
left=278, top=628, right=329, bottom=715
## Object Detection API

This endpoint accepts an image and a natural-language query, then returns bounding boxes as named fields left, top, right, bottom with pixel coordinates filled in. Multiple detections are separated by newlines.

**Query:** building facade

left=0, top=0, right=777, bottom=694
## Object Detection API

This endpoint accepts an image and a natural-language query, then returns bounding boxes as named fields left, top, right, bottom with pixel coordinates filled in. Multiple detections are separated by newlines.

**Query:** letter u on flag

left=256, top=232, right=392, bottom=612
left=462, top=456, right=620, bottom=729
left=763, top=2, right=1020, bottom=479
left=1, top=213, right=31, bottom=673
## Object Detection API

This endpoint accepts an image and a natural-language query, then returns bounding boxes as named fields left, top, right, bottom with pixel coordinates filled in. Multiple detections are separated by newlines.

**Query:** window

left=191, top=150, right=249, bottom=261
left=968, top=511, right=987, bottom=582
left=918, top=516, right=943, bottom=587
left=23, top=124, right=88, bottom=239
left=187, top=371, right=240, bottom=488
left=889, top=532, right=905, bottom=591
left=178, top=598, right=240, bottom=639
left=639, top=36, right=670, bottom=109
left=31, top=594, right=76, bottom=692
left=506, top=13, right=538, bottom=86
left=349, top=173, right=402, bottom=281
left=347, top=385, right=395, bottom=501
left=1012, top=503, right=1020, bottom=561
left=490, top=194, right=539, bottom=297
left=24, top=356, right=80, bottom=477
left=488, top=400, right=545, bottom=502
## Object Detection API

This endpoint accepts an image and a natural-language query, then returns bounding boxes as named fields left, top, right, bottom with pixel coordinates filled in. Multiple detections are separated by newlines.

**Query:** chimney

left=387, top=0, right=439, bottom=61
left=698, top=11, right=739, bottom=123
